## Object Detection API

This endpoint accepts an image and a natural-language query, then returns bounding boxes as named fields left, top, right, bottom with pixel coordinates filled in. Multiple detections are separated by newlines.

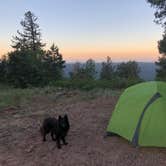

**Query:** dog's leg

left=62, top=137, right=68, bottom=145
left=56, top=137, right=61, bottom=149
left=43, top=133, right=46, bottom=142
left=51, top=131, right=55, bottom=141
left=40, top=127, right=46, bottom=142
left=51, top=131, right=56, bottom=141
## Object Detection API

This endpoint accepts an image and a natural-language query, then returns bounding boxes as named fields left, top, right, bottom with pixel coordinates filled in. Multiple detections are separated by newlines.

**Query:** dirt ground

left=0, top=90, right=166, bottom=166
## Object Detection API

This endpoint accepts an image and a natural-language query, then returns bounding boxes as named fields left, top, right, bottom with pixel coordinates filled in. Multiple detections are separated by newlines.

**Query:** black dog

left=40, top=114, right=70, bottom=149
left=55, top=115, right=70, bottom=148
left=40, top=117, right=58, bottom=142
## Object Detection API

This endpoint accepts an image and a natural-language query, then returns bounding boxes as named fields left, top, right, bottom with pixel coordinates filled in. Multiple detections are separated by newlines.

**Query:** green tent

left=107, top=81, right=166, bottom=147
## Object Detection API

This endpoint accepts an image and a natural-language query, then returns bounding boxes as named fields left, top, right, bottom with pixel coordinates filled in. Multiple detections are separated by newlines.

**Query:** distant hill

left=137, top=62, right=156, bottom=81
left=64, top=62, right=156, bottom=81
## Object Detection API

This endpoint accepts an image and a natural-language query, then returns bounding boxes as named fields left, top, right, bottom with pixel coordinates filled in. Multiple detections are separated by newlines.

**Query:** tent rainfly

left=107, top=81, right=166, bottom=147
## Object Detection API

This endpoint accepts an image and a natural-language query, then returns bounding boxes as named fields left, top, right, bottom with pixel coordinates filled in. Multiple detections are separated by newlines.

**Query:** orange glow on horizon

left=61, top=41, right=159, bottom=62
left=62, top=51, right=158, bottom=62
left=0, top=42, right=159, bottom=62
left=0, top=42, right=12, bottom=56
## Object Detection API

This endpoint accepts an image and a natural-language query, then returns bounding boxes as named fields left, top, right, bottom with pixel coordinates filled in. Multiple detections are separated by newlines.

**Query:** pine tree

left=11, top=11, right=45, bottom=51
left=147, top=0, right=166, bottom=80
left=70, top=59, right=96, bottom=80
left=69, top=62, right=83, bottom=79
left=43, top=44, right=65, bottom=81
left=84, top=59, right=96, bottom=79
left=0, top=56, right=7, bottom=82
left=147, top=0, right=166, bottom=27
left=116, top=61, right=140, bottom=79
left=100, top=56, right=115, bottom=80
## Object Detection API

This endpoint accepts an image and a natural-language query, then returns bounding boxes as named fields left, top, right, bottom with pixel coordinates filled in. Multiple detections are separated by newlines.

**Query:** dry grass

left=0, top=85, right=122, bottom=109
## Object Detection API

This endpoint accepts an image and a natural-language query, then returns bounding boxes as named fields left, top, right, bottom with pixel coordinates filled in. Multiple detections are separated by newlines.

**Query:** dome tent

left=107, top=81, right=166, bottom=147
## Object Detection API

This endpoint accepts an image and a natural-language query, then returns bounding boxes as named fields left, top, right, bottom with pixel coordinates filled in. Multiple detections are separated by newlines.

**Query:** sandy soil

left=0, top=91, right=166, bottom=166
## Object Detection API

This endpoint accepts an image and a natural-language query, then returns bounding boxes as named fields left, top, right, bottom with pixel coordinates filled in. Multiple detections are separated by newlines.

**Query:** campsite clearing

left=0, top=89, right=166, bottom=166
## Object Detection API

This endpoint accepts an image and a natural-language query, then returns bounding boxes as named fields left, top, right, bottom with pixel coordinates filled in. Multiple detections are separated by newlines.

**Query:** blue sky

left=0, top=0, right=163, bottom=62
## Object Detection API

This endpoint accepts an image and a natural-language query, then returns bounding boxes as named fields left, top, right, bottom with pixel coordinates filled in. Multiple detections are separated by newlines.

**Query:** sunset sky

left=0, top=0, right=163, bottom=62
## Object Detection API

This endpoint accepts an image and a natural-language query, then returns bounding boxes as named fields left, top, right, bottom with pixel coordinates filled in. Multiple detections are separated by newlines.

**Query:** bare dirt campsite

left=0, top=88, right=166, bottom=166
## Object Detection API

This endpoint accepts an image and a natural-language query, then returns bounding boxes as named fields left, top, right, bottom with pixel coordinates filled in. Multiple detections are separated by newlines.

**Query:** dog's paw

left=57, top=146, right=62, bottom=149
left=64, top=142, right=68, bottom=145
left=52, top=138, right=56, bottom=141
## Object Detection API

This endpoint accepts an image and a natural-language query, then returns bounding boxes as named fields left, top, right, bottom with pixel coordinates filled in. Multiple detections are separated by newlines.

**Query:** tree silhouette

left=4, top=11, right=66, bottom=87
left=84, top=59, right=96, bottom=79
left=70, top=59, right=96, bottom=80
left=44, top=44, right=65, bottom=81
left=156, top=56, right=166, bottom=80
left=11, top=11, right=45, bottom=51
left=69, top=62, right=83, bottom=79
left=100, top=56, right=115, bottom=80
left=147, top=0, right=166, bottom=80
left=6, top=50, right=45, bottom=88
left=147, top=0, right=166, bottom=27
left=0, top=56, right=7, bottom=82
left=116, top=61, right=140, bottom=79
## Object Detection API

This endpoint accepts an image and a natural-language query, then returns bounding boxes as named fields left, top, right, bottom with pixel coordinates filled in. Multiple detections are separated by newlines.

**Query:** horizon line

left=65, top=60, right=156, bottom=63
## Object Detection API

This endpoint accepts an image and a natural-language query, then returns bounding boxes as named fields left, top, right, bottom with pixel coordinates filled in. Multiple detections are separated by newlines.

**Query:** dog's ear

left=64, top=114, right=69, bottom=127
left=64, top=114, right=68, bottom=120
left=58, top=115, right=62, bottom=121
left=64, top=114, right=68, bottom=118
